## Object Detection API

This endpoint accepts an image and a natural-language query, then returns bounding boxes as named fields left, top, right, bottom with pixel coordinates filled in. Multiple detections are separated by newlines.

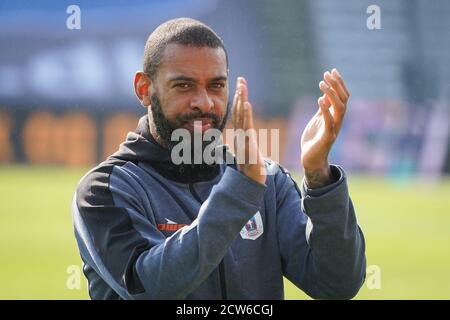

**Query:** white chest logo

left=240, top=211, right=264, bottom=240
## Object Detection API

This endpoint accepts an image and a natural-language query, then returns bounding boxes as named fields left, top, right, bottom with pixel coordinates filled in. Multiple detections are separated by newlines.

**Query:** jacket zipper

left=188, top=183, right=227, bottom=300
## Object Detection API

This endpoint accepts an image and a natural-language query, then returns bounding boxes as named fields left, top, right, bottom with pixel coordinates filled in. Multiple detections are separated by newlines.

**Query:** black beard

left=151, top=94, right=230, bottom=166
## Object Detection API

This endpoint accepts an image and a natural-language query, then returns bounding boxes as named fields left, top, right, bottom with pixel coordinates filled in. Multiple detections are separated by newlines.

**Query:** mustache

left=177, top=111, right=221, bottom=125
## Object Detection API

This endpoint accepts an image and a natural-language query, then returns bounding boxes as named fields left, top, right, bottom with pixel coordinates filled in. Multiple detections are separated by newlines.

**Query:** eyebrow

left=168, top=75, right=228, bottom=83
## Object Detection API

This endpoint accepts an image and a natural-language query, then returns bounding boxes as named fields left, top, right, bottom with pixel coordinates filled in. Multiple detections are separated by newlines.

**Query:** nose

left=190, top=88, right=214, bottom=113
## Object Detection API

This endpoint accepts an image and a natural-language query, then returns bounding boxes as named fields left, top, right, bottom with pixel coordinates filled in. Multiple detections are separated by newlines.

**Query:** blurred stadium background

left=0, top=0, right=449, bottom=299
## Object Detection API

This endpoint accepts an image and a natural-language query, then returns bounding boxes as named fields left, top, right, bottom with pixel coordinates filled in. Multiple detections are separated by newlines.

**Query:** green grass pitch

left=1, top=166, right=449, bottom=299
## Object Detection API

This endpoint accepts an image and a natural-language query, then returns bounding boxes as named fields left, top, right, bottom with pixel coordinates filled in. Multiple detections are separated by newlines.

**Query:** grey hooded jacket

left=72, top=115, right=366, bottom=300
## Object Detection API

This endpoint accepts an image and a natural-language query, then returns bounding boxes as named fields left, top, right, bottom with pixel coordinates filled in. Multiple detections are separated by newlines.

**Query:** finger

left=236, top=84, right=243, bottom=128
left=236, top=78, right=247, bottom=128
left=324, top=71, right=348, bottom=103
left=318, top=96, right=334, bottom=134
left=324, top=70, right=347, bottom=102
left=243, top=101, right=254, bottom=130
left=331, top=68, right=350, bottom=97
left=242, top=101, right=251, bottom=162
left=232, top=77, right=241, bottom=127
left=319, top=81, right=346, bottom=132
left=243, top=101, right=259, bottom=165
left=320, top=93, right=331, bottom=108
left=319, top=80, right=345, bottom=116
left=234, top=90, right=246, bottom=164
left=240, top=76, right=248, bottom=102
left=319, top=94, right=335, bottom=119
left=232, top=90, right=238, bottom=127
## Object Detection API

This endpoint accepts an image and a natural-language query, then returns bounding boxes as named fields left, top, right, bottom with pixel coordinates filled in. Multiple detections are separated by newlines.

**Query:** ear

left=134, top=71, right=152, bottom=107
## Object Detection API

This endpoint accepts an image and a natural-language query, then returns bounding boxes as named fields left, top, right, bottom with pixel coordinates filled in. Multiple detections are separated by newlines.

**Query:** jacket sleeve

left=275, top=164, right=366, bottom=299
left=72, top=164, right=266, bottom=300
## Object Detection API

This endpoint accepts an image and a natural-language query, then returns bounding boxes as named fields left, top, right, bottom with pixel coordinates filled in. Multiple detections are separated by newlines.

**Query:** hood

left=111, top=115, right=231, bottom=183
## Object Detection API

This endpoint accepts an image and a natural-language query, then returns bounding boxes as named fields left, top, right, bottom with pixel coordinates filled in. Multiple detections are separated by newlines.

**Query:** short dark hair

left=143, top=18, right=228, bottom=80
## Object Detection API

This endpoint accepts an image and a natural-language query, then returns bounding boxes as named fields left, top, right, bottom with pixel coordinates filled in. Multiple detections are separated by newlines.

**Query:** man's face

left=148, top=43, right=229, bottom=147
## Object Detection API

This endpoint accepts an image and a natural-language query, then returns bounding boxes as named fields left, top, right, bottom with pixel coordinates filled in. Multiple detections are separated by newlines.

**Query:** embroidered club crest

left=240, top=211, right=264, bottom=240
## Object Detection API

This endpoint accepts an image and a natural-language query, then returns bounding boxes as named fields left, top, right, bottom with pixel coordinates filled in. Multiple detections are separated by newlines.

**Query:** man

left=72, top=18, right=366, bottom=300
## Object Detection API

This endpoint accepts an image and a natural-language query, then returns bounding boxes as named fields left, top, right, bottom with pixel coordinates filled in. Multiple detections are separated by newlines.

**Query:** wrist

left=304, top=164, right=332, bottom=189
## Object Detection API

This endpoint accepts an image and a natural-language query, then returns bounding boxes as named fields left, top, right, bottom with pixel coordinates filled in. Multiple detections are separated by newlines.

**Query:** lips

left=184, top=118, right=214, bottom=132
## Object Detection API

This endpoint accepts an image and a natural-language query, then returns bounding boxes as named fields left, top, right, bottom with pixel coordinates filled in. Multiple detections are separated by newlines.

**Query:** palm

left=301, top=108, right=335, bottom=169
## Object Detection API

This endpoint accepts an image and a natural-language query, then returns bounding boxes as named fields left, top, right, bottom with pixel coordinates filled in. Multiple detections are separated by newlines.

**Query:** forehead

left=157, top=43, right=228, bottom=80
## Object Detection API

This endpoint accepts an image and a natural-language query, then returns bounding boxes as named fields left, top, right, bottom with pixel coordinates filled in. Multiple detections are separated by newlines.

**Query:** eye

left=174, top=83, right=192, bottom=90
left=209, top=82, right=225, bottom=89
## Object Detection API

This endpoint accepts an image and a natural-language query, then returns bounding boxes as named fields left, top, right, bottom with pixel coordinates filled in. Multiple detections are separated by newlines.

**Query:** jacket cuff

left=300, top=165, right=350, bottom=217
left=301, top=165, right=345, bottom=198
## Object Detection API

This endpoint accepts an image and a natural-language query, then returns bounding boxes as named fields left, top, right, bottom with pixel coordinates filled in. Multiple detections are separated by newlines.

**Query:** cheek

left=160, top=95, right=186, bottom=118
left=214, top=96, right=228, bottom=116
left=210, top=90, right=227, bottom=109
